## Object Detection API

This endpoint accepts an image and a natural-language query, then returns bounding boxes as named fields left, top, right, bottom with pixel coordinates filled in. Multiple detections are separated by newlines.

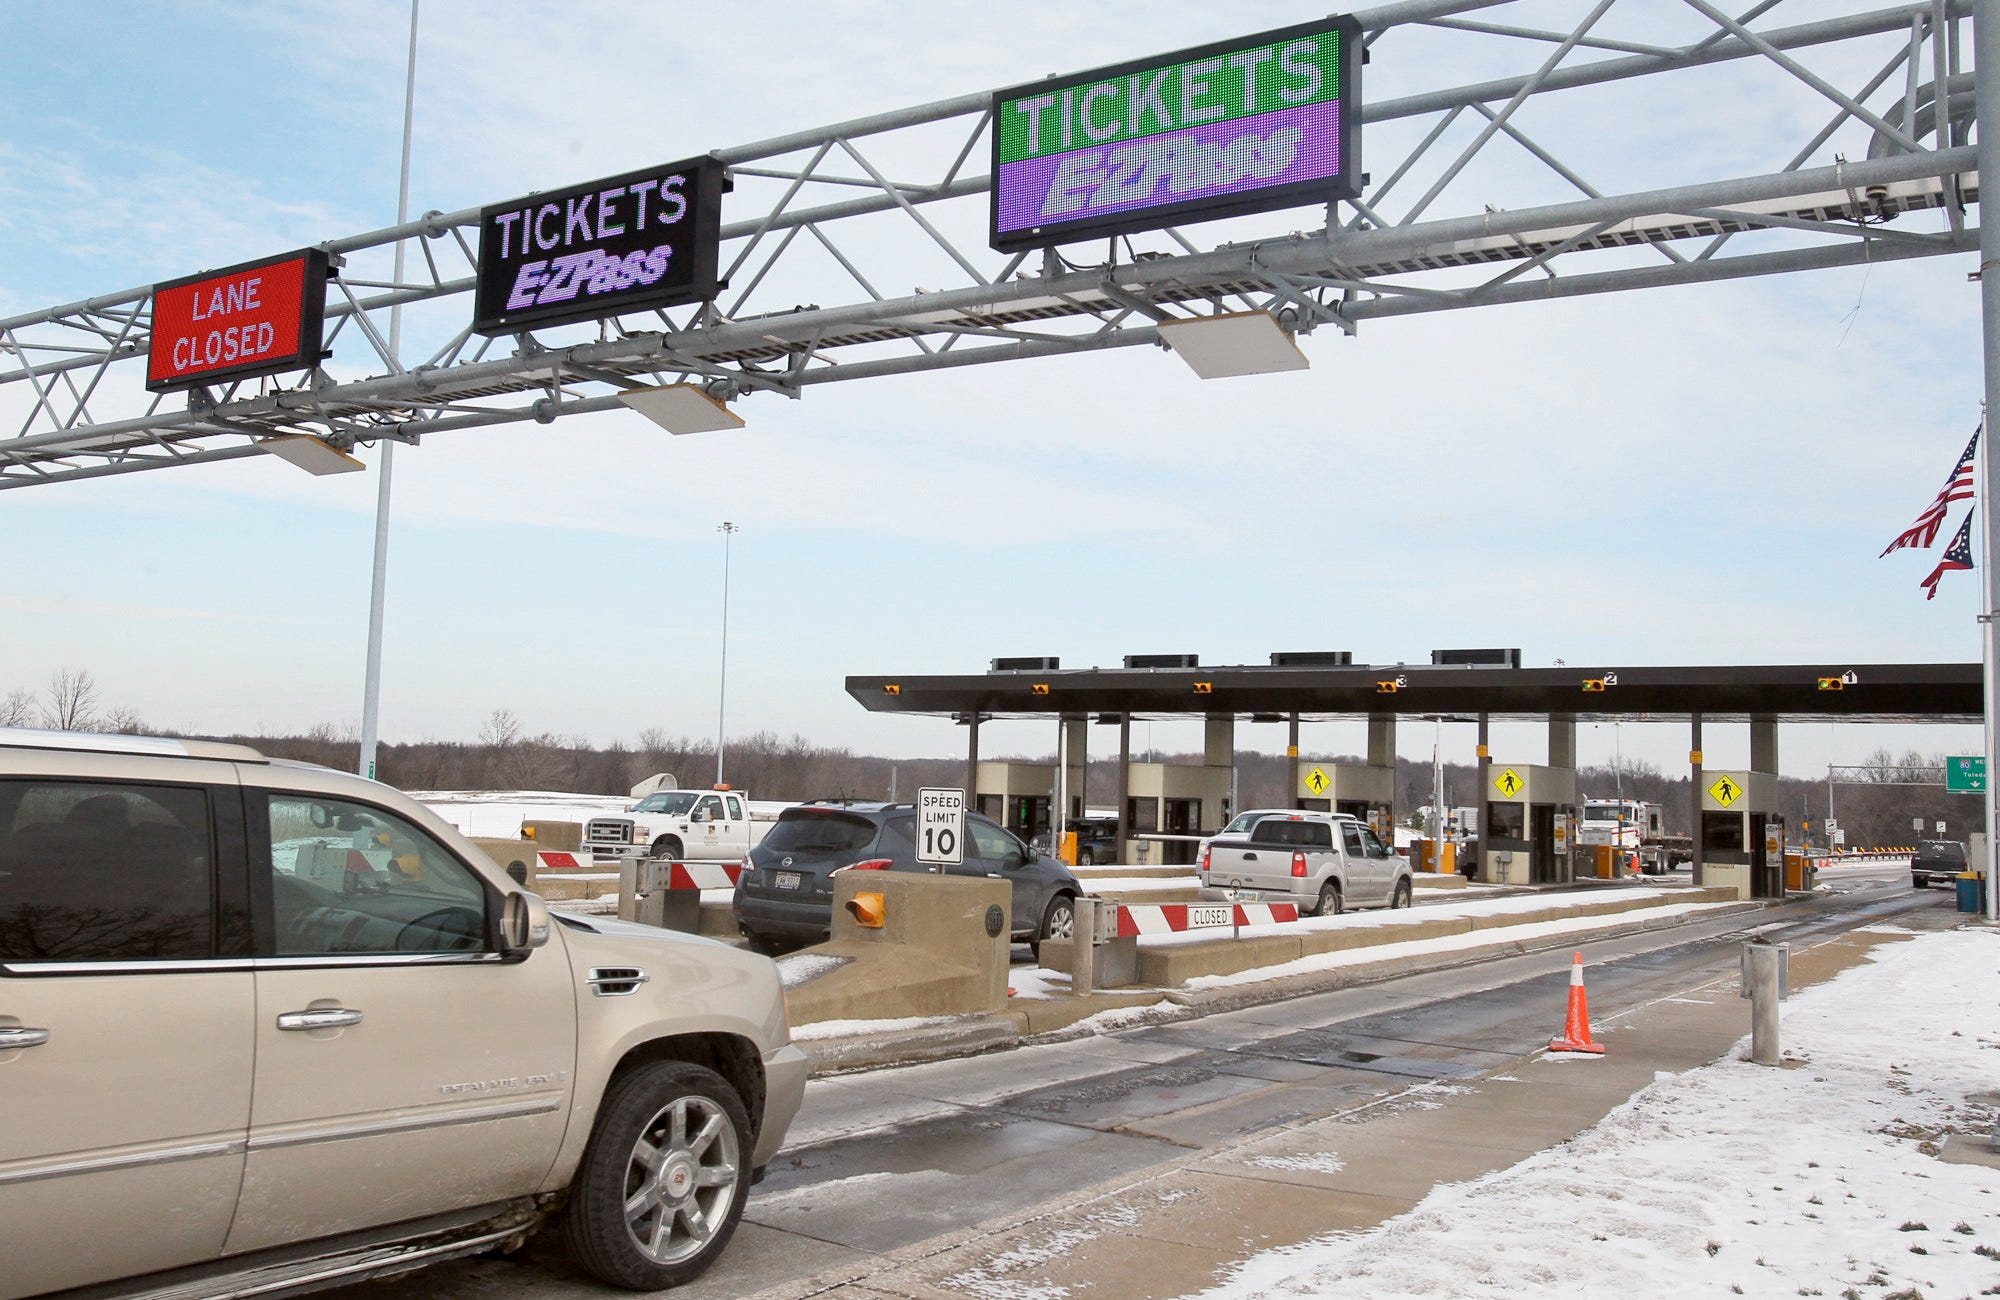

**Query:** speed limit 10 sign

left=918, top=787, right=965, bottom=867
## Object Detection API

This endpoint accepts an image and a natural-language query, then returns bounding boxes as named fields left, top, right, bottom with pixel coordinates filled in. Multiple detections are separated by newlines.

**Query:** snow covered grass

left=1198, top=928, right=2000, bottom=1300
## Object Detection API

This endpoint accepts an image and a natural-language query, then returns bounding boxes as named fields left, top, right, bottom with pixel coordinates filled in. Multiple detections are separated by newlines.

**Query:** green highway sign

left=1946, top=755, right=1987, bottom=794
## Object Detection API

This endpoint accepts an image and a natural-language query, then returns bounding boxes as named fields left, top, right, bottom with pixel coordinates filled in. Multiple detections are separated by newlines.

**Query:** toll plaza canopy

left=846, top=661, right=1982, bottom=725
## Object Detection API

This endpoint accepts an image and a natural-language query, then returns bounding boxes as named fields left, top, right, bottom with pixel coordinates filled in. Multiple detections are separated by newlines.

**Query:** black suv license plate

left=775, top=871, right=802, bottom=890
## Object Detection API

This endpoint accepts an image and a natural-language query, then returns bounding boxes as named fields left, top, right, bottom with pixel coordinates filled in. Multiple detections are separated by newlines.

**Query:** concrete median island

left=795, top=883, right=1750, bottom=1071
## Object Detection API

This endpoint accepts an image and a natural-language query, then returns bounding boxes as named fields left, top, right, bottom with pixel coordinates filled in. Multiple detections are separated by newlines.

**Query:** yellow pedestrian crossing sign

left=1709, top=774, right=1742, bottom=808
left=1304, top=766, right=1330, bottom=797
left=1494, top=768, right=1524, bottom=798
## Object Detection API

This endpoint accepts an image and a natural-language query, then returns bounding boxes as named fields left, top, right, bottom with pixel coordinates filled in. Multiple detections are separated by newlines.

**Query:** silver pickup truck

left=1198, top=811, right=1413, bottom=915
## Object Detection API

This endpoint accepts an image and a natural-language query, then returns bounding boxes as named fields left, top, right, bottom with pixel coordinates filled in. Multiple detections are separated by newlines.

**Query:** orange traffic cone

left=1627, top=851, right=1642, bottom=878
left=1548, top=951, right=1607, bottom=1054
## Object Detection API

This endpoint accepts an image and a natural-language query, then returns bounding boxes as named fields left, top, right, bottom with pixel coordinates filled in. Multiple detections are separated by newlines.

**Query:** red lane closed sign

left=146, top=248, right=329, bottom=391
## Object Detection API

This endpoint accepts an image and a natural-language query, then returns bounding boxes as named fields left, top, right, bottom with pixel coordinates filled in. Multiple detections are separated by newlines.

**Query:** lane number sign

left=918, top=787, right=965, bottom=867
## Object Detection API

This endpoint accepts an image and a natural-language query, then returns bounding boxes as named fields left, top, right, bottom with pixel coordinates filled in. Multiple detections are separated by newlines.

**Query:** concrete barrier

left=1045, top=886, right=1743, bottom=989
left=469, top=837, right=538, bottom=886
left=782, top=872, right=1011, bottom=1026
left=520, top=820, right=583, bottom=851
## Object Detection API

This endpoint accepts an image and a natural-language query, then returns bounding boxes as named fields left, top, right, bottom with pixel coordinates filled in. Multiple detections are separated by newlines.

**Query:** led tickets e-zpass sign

left=473, top=155, right=729, bottom=335
left=990, top=18, right=1362, bottom=252
left=146, top=249, right=329, bottom=392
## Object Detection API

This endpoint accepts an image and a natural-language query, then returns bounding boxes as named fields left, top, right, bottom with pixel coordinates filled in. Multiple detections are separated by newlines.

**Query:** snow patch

left=1194, top=929, right=2000, bottom=1300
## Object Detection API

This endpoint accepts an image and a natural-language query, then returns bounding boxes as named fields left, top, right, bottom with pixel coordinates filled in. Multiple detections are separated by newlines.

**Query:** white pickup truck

left=581, top=788, right=774, bottom=863
left=1198, top=811, right=1413, bottom=915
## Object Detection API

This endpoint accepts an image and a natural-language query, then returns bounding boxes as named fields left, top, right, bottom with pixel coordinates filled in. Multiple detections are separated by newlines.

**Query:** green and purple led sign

left=990, top=18, right=1362, bottom=252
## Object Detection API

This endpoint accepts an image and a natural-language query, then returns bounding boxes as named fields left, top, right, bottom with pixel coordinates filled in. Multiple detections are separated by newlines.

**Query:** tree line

left=5, top=669, right=1975, bottom=846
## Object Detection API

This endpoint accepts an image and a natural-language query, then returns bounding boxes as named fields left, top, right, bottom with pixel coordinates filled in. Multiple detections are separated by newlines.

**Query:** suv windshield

left=632, top=793, right=698, bottom=815
left=762, top=811, right=878, bottom=856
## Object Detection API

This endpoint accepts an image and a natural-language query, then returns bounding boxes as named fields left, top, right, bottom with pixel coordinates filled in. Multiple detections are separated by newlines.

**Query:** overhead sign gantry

left=0, top=1, right=1979, bottom=488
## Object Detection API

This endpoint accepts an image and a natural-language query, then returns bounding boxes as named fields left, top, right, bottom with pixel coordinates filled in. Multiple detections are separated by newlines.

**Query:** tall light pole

left=715, top=521, right=739, bottom=787
left=358, top=0, right=420, bottom=781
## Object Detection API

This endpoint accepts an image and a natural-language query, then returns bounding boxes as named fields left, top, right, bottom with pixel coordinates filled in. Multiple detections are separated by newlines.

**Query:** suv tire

left=649, top=836, right=684, bottom=862
left=1912, top=875, right=1927, bottom=889
left=559, top=1060, right=750, bottom=1291
left=1390, top=878, right=1412, bottom=909
left=1078, top=849, right=1096, bottom=867
left=1029, top=894, right=1076, bottom=960
left=1315, top=880, right=1343, bottom=917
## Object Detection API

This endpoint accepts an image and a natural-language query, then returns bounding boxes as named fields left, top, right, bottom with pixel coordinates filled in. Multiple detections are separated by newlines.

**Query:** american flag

left=1920, top=510, right=1975, bottom=600
left=1881, top=423, right=1981, bottom=556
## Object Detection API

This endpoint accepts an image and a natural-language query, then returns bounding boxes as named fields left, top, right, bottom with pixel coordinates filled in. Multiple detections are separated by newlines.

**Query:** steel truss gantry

left=0, top=0, right=1980, bottom=490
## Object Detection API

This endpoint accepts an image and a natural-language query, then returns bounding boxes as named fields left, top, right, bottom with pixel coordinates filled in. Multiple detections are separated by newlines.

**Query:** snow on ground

left=411, top=790, right=632, bottom=838
left=1082, top=875, right=1202, bottom=893
left=1197, top=927, right=2000, bottom=1300
left=789, top=1014, right=960, bottom=1042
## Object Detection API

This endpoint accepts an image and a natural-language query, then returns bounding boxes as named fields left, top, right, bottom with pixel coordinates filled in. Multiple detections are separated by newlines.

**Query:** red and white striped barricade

left=622, top=859, right=742, bottom=933
left=534, top=850, right=591, bottom=873
left=1112, top=902, right=1300, bottom=937
left=665, top=861, right=746, bottom=891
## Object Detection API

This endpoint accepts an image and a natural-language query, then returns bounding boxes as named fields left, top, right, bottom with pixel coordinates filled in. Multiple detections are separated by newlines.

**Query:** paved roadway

left=331, top=858, right=1937, bottom=1298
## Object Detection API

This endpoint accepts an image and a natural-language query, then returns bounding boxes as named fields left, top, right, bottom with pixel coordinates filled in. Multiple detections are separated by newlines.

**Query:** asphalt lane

left=327, top=862, right=1940, bottom=1298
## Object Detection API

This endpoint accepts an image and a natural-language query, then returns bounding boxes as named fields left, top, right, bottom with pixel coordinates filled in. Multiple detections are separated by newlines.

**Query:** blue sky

left=0, top=1, right=1987, bottom=780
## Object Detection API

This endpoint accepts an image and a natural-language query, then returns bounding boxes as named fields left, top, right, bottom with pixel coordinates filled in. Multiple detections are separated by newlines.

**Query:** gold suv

left=0, top=728, right=808, bottom=1297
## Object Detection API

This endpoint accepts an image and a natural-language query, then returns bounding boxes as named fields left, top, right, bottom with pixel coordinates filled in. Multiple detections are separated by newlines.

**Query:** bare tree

left=100, top=705, right=147, bottom=735
left=40, top=668, right=100, bottom=731
left=0, top=687, right=34, bottom=728
left=479, top=709, right=523, bottom=749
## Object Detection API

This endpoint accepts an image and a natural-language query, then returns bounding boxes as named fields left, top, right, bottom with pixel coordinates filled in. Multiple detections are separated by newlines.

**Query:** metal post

left=357, top=0, right=420, bottom=782
left=715, top=520, right=737, bottom=786
left=1287, top=712, right=1301, bottom=810
left=1069, top=896, right=1097, bottom=997
left=1743, top=939, right=1788, bottom=1065
left=1977, top=0, right=2000, bottom=922
left=1475, top=712, right=1490, bottom=880
left=965, top=713, right=980, bottom=809
left=1691, top=711, right=1705, bottom=888
left=1116, top=714, right=1131, bottom=865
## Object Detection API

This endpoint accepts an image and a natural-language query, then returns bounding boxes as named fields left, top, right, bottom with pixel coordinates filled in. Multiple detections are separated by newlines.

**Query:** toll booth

left=973, top=761, right=1052, bottom=845
left=1296, top=760, right=1395, bottom=846
left=1125, top=761, right=1231, bottom=866
left=1479, top=763, right=1578, bottom=886
left=1698, top=769, right=1784, bottom=901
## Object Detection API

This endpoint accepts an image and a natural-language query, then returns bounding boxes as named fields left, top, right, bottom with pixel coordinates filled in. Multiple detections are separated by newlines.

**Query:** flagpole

left=1978, top=0, right=2000, bottom=923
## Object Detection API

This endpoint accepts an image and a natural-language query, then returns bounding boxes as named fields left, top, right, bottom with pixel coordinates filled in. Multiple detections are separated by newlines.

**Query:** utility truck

left=580, top=787, right=775, bottom=862
left=1575, top=797, right=1691, bottom=874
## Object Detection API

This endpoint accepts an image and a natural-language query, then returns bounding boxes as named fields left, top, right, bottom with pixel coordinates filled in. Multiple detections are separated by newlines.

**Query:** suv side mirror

left=501, top=891, right=551, bottom=954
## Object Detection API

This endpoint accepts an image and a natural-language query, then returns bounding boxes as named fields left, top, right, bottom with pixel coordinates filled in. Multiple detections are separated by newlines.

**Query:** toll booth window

left=1702, top=812, right=1745, bottom=854
left=1487, top=802, right=1525, bottom=840
left=1127, top=800, right=1159, bottom=833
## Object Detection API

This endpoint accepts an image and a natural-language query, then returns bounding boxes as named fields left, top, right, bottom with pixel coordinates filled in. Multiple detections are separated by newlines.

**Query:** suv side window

left=725, top=796, right=744, bottom=820
left=265, top=794, right=488, bottom=957
left=0, top=779, right=215, bottom=962
left=1341, top=824, right=1368, bottom=857
left=694, top=795, right=723, bottom=821
left=1361, top=828, right=1392, bottom=858
left=969, top=818, right=1016, bottom=862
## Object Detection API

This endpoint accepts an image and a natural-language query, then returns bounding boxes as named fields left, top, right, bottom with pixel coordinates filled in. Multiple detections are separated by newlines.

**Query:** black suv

left=732, top=802, right=1082, bottom=955
left=1910, top=838, right=1968, bottom=888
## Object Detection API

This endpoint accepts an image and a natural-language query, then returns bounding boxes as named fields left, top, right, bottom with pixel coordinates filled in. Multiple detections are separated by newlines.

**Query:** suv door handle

left=0, top=1026, right=50, bottom=1049
left=276, top=1008, right=364, bottom=1032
